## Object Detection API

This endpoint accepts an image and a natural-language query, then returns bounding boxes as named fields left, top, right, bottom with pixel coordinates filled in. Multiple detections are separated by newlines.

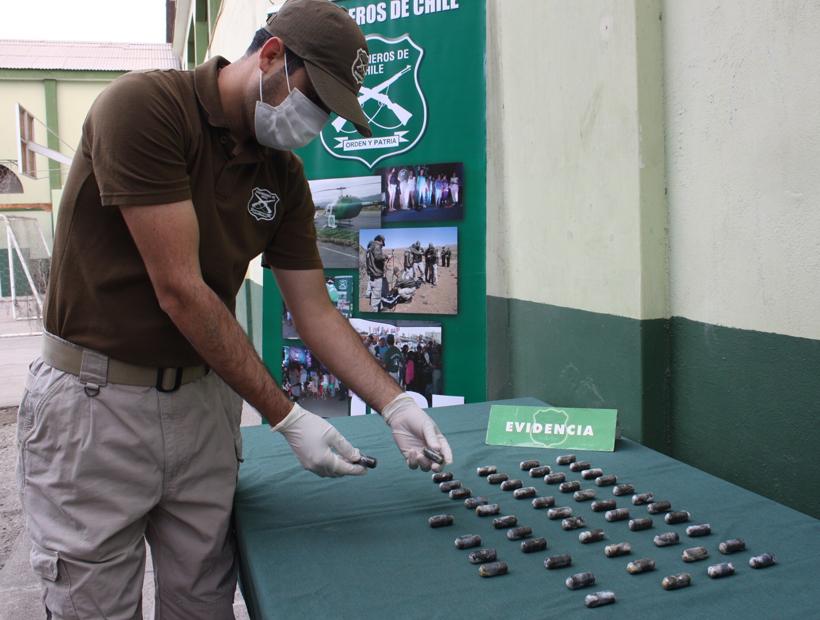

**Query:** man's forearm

left=162, top=280, right=293, bottom=426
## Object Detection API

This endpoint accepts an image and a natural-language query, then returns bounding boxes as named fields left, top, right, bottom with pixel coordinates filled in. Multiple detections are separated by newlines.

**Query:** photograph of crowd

left=358, top=227, right=458, bottom=315
left=283, top=274, right=352, bottom=340
left=308, top=175, right=383, bottom=268
left=282, top=346, right=350, bottom=418
left=379, top=162, right=464, bottom=224
left=351, top=319, right=443, bottom=406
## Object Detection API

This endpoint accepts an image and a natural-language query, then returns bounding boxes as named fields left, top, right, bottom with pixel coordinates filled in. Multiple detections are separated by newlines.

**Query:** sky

left=0, top=0, right=168, bottom=44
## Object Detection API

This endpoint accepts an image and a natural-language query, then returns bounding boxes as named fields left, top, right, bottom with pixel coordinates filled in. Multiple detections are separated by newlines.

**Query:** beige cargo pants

left=17, top=357, right=244, bottom=620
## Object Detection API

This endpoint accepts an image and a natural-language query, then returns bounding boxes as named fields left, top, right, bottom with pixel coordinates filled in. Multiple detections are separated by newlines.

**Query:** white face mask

left=254, top=54, right=330, bottom=151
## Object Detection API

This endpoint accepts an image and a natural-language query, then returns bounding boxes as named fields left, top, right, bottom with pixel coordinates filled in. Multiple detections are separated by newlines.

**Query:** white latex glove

left=272, top=403, right=367, bottom=478
left=380, top=393, right=453, bottom=472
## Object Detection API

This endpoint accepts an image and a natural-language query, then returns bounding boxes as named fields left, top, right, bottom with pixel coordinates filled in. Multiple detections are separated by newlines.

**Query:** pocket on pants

left=234, top=429, right=244, bottom=464
left=30, top=540, right=79, bottom=619
left=16, top=359, right=43, bottom=445
left=30, top=540, right=59, bottom=581
left=217, top=378, right=244, bottom=463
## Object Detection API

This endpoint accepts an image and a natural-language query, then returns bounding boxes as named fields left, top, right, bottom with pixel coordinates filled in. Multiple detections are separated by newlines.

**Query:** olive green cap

left=265, top=0, right=372, bottom=137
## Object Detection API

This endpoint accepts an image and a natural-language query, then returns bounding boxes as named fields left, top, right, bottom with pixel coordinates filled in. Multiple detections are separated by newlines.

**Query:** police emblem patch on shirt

left=248, top=188, right=279, bottom=221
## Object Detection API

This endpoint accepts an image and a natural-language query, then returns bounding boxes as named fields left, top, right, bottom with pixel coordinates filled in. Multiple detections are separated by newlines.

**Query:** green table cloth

left=235, top=398, right=819, bottom=619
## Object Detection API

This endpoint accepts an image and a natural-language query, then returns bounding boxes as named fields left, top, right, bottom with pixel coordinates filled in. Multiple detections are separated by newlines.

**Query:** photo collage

left=282, top=161, right=463, bottom=414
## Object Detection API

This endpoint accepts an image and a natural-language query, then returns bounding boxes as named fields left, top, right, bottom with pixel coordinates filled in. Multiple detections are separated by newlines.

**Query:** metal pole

left=7, top=224, right=44, bottom=319
left=5, top=217, right=18, bottom=320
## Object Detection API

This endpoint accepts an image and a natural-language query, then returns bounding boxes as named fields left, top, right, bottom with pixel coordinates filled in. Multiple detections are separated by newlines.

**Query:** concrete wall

left=486, top=0, right=669, bottom=448
left=486, top=0, right=820, bottom=517
left=660, top=0, right=820, bottom=517
left=487, top=0, right=666, bottom=321
left=208, top=0, right=273, bottom=63
left=663, top=0, right=820, bottom=341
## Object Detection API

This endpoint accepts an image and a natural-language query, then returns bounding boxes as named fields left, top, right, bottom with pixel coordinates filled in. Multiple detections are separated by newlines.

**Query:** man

left=430, top=344, right=443, bottom=395
left=411, top=240, right=425, bottom=280
left=363, top=333, right=379, bottom=357
left=425, top=242, right=438, bottom=285
left=391, top=266, right=418, bottom=304
left=403, top=247, right=414, bottom=280
left=399, top=344, right=409, bottom=387
left=17, top=2, right=452, bottom=618
left=383, top=335, right=403, bottom=385
left=442, top=246, right=451, bottom=267
left=366, top=234, right=387, bottom=313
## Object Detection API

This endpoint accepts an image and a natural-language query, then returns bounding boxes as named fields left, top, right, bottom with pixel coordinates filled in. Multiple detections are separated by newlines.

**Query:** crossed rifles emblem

left=332, top=65, right=414, bottom=132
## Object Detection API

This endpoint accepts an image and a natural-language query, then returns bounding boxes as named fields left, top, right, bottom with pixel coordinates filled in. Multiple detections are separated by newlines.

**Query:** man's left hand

left=380, top=393, right=453, bottom=472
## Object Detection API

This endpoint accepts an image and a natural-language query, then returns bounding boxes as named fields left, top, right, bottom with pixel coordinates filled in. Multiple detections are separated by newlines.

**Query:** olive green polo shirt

left=45, top=56, right=323, bottom=367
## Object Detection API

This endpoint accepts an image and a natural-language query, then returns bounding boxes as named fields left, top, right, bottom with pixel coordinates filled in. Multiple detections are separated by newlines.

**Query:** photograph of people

left=379, top=162, right=464, bottom=223
left=359, top=227, right=457, bottom=315
left=349, top=319, right=443, bottom=406
left=282, top=346, right=350, bottom=417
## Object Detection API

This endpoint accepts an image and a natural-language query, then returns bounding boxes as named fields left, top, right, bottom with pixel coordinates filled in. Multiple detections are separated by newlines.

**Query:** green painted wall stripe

left=669, top=316, right=820, bottom=519
left=488, top=296, right=820, bottom=519
left=487, top=296, right=669, bottom=451
left=43, top=79, right=61, bottom=191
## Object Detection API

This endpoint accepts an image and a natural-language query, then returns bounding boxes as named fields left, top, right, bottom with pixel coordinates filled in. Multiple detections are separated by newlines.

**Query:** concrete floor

left=0, top=302, right=258, bottom=619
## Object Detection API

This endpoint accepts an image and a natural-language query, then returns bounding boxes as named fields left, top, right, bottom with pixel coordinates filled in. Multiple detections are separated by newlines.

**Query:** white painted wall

left=208, top=0, right=280, bottom=287
left=208, top=0, right=275, bottom=63
left=663, top=0, right=820, bottom=340
left=486, top=0, right=667, bottom=321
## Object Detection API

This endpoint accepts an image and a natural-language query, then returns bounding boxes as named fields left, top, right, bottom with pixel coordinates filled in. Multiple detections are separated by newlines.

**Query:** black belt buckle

left=156, top=367, right=184, bottom=392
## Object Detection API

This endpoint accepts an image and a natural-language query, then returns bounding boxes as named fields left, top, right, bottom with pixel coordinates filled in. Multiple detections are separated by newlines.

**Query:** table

left=234, top=398, right=820, bottom=619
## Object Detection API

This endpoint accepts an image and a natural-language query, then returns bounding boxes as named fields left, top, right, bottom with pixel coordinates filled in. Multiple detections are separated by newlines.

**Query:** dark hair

left=245, top=27, right=305, bottom=75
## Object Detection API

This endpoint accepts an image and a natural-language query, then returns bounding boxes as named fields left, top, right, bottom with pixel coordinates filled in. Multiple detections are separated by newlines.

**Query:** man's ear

left=258, top=37, right=285, bottom=74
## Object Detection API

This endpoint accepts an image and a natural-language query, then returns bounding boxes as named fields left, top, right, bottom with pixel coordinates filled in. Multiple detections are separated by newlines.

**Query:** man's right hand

left=272, top=403, right=367, bottom=478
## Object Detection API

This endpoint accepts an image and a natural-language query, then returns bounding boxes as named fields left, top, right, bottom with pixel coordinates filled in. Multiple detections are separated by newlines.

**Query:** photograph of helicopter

left=308, top=175, right=385, bottom=268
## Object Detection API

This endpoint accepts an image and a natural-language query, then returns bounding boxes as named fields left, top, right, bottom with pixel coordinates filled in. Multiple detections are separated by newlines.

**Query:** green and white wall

left=486, top=0, right=820, bottom=518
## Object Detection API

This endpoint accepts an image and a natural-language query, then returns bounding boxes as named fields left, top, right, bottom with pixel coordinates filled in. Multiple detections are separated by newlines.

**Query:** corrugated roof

left=0, top=40, right=181, bottom=72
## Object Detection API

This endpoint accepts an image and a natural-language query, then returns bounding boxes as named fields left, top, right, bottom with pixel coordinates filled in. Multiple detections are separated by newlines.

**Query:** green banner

left=486, top=406, right=619, bottom=452
left=263, top=0, right=487, bottom=406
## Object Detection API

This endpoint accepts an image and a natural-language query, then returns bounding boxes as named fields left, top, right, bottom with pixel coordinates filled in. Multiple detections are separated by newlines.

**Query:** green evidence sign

left=486, top=406, right=619, bottom=452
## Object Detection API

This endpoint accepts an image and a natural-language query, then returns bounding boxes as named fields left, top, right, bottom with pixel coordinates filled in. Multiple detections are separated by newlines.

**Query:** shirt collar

left=195, top=56, right=262, bottom=161
left=194, top=56, right=231, bottom=129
